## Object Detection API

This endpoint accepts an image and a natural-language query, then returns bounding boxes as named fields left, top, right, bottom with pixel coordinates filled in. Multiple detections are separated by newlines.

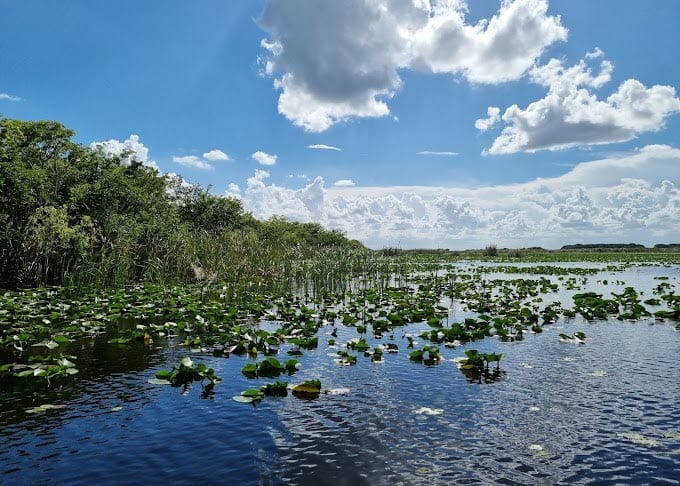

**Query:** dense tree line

left=561, top=243, right=646, bottom=250
left=0, top=116, right=363, bottom=289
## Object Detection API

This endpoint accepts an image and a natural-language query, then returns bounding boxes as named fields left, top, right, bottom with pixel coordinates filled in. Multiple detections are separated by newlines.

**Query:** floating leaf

left=413, top=407, right=443, bottom=415
left=148, top=378, right=171, bottom=385
left=529, top=444, right=549, bottom=457
left=232, top=395, right=255, bottom=403
left=58, top=358, right=76, bottom=368
left=619, top=432, right=659, bottom=447
left=26, top=404, right=66, bottom=414
left=292, top=379, right=321, bottom=397
left=155, top=370, right=173, bottom=380
left=33, top=340, right=59, bottom=349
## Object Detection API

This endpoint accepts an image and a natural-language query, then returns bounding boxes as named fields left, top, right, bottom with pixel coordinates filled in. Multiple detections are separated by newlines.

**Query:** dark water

left=1, top=265, right=679, bottom=485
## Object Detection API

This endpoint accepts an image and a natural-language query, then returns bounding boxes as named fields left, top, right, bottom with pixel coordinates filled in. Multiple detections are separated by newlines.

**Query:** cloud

left=259, top=0, right=566, bottom=131
left=474, top=106, right=501, bottom=131
left=225, top=183, right=242, bottom=199
left=585, top=47, right=604, bottom=59
left=238, top=145, right=680, bottom=249
left=172, top=149, right=231, bottom=170
left=308, top=144, right=342, bottom=151
left=244, top=169, right=325, bottom=220
left=203, top=149, right=230, bottom=161
left=252, top=150, right=278, bottom=165
left=0, top=92, right=21, bottom=102
left=483, top=54, right=680, bottom=154
left=417, top=151, right=459, bottom=157
left=410, top=0, right=567, bottom=83
left=90, top=135, right=159, bottom=170
left=172, top=155, right=214, bottom=170
left=333, top=179, right=356, bottom=187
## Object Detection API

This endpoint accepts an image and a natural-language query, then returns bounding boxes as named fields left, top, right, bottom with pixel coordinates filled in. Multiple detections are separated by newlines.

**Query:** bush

left=483, top=244, right=498, bottom=257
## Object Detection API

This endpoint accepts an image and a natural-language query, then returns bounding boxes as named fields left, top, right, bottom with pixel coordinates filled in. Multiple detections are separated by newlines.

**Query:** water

left=1, top=264, right=679, bottom=485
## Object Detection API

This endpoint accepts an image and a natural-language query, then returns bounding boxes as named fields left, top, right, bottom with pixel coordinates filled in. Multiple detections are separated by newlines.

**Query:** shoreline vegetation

left=2, top=115, right=679, bottom=293
left=0, top=115, right=364, bottom=291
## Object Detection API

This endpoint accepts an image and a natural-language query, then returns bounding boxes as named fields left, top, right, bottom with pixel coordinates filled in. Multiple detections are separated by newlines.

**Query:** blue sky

left=2, top=0, right=680, bottom=249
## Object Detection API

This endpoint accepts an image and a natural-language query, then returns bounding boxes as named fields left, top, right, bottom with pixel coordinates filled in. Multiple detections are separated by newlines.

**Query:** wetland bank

left=1, top=118, right=680, bottom=484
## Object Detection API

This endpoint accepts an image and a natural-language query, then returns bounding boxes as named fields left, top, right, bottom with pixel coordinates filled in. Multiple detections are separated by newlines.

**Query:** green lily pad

left=232, top=395, right=256, bottom=403
left=148, top=378, right=172, bottom=385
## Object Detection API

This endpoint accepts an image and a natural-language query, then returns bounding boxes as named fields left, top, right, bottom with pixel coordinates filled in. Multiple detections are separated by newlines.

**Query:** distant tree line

left=0, top=116, right=364, bottom=289
left=561, top=243, right=646, bottom=250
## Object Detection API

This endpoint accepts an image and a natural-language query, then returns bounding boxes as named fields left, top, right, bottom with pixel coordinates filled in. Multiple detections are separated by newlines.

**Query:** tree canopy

left=0, top=116, right=364, bottom=289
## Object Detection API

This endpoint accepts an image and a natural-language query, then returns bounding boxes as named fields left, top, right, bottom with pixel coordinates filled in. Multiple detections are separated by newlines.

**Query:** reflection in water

left=0, top=265, right=679, bottom=484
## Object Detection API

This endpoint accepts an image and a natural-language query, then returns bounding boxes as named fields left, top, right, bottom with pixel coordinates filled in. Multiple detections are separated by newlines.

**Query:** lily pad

left=413, top=407, right=443, bottom=415
left=148, top=378, right=172, bottom=385
left=619, top=432, right=659, bottom=447
left=26, top=404, right=66, bottom=414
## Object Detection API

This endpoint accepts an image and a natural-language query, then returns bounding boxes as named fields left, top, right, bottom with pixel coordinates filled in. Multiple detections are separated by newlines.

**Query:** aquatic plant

left=559, top=332, right=586, bottom=343
left=233, top=388, right=265, bottom=404
left=260, top=381, right=289, bottom=396
left=155, top=357, right=221, bottom=386
left=292, top=379, right=322, bottom=398
left=336, top=352, right=358, bottom=366
left=0, top=354, right=78, bottom=383
left=409, top=345, right=442, bottom=365
left=455, top=349, right=504, bottom=383
left=241, top=357, right=299, bottom=378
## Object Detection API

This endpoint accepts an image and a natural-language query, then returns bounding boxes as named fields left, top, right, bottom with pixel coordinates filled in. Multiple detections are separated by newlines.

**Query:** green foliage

left=483, top=244, right=498, bottom=257
left=292, top=379, right=321, bottom=397
left=260, top=381, right=289, bottom=397
left=409, top=345, right=442, bottom=365
left=0, top=115, right=366, bottom=290
left=155, top=357, right=221, bottom=386
left=1, top=354, right=79, bottom=382
left=241, top=357, right=299, bottom=378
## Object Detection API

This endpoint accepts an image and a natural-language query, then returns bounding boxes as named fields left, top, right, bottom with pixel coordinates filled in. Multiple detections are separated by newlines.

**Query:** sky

left=1, top=0, right=679, bottom=249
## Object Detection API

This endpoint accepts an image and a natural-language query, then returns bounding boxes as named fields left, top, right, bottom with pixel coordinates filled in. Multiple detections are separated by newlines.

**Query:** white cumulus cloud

left=203, top=149, right=230, bottom=161
left=333, top=179, right=356, bottom=187
left=474, top=106, right=501, bottom=131
left=237, top=145, right=680, bottom=249
left=410, top=0, right=567, bottom=83
left=483, top=54, right=680, bottom=154
left=173, top=155, right=214, bottom=170
left=90, top=135, right=159, bottom=170
left=0, top=92, right=21, bottom=102
left=259, top=0, right=566, bottom=131
left=252, top=150, right=278, bottom=165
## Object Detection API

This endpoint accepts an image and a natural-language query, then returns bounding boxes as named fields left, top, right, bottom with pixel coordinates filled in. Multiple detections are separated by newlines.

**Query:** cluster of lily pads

left=233, top=379, right=323, bottom=404
left=153, top=357, right=221, bottom=387
left=1, top=257, right=678, bottom=398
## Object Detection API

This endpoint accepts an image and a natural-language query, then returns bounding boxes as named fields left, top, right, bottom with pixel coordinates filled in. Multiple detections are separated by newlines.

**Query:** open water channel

left=1, top=263, right=679, bottom=485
